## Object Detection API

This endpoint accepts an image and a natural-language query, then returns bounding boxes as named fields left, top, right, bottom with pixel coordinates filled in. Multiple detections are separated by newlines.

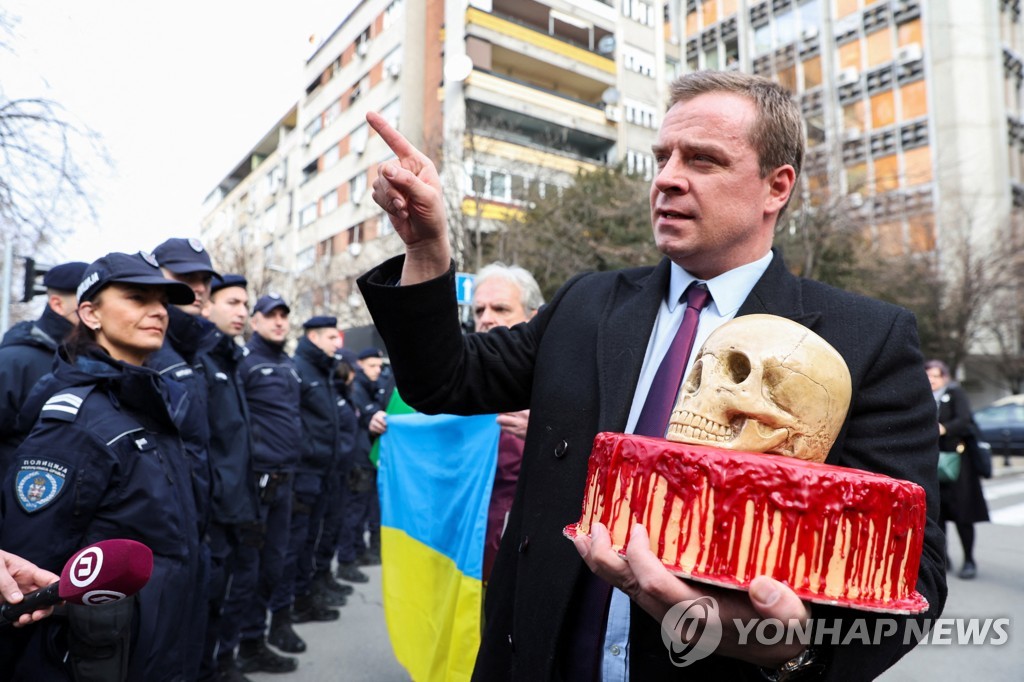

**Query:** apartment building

left=201, top=0, right=1024, bottom=340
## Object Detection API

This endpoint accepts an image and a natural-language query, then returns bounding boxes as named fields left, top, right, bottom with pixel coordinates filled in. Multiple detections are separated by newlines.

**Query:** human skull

left=666, top=314, right=851, bottom=463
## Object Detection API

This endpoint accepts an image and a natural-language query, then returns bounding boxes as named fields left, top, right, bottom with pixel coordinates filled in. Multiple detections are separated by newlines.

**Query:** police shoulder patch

left=15, top=458, right=71, bottom=513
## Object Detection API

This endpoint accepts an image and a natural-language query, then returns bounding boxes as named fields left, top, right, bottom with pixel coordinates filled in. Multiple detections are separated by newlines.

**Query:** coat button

left=518, top=535, right=529, bottom=552
left=507, top=633, right=515, bottom=652
left=554, top=439, right=568, bottom=458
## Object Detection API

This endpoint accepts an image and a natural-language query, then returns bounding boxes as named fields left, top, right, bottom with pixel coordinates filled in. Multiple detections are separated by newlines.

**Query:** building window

left=383, top=0, right=404, bottom=30
left=322, top=188, right=339, bottom=215
left=623, top=46, right=656, bottom=77
left=350, top=123, right=369, bottom=156
left=350, top=171, right=367, bottom=204
left=623, top=0, right=656, bottom=26
left=626, top=150, right=655, bottom=180
left=297, top=247, right=315, bottom=271
left=379, top=98, right=400, bottom=128
left=299, top=202, right=318, bottom=228
left=624, top=99, right=658, bottom=129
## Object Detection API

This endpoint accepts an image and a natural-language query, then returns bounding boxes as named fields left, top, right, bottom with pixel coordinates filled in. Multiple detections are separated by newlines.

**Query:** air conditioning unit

left=356, top=41, right=369, bottom=58
left=838, top=67, right=860, bottom=85
left=386, top=62, right=401, bottom=78
left=352, top=138, right=367, bottom=155
left=302, top=132, right=313, bottom=148
left=844, top=126, right=861, bottom=140
left=348, top=242, right=363, bottom=257
left=896, top=43, right=922, bottom=63
left=848, top=192, right=864, bottom=208
left=604, top=105, right=622, bottom=122
left=801, top=26, right=818, bottom=40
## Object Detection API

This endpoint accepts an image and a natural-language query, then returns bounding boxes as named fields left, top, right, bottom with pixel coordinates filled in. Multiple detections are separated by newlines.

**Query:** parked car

left=973, top=394, right=1024, bottom=460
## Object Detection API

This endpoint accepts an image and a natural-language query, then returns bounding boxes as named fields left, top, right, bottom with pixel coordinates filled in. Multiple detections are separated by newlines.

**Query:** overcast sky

left=4, top=1, right=344, bottom=265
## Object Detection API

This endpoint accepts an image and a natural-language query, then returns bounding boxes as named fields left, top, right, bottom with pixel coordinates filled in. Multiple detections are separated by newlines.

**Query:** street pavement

left=252, top=460, right=1024, bottom=681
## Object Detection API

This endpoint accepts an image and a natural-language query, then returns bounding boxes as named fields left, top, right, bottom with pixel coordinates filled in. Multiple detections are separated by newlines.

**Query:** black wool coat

left=358, top=251, right=947, bottom=682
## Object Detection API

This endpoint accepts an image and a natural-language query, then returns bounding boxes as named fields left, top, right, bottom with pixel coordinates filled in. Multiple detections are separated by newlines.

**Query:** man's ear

left=764, top=165, right=796, bottom=215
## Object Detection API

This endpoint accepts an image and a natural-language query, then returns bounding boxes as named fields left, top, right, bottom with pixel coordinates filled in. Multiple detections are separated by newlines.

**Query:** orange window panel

left=721, top=0, right=737, bottom=18
left=907, top=214, right=936, bottom=252
left=703, top=0, right=720, bottom=24
left=898, top=19, right=923, bottom=47
left=778, top=65, right=797, bottom=93
left=686, top=11, right=700, bottom=37
left=866, top=28, right=893, bottom=68
left=877, top=221, right=905, bottom=256
left=838, top=41, right=861, bottom=71
left=844, top=100, right=867, bottom=131
left=900, top=80, right=928, bottom=120
left=904, top=146, right=932, bottom=185
left=875, top=154, right=899, bottom=193
left=803, top=56, right=822, bottom=89
left=871, top=90, right=896, bottom=129
left=836, top=0, right=860, bottom=20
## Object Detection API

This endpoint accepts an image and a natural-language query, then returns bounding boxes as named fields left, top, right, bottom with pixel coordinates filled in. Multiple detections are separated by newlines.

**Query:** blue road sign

left=455, top=272, right=474, bottom=305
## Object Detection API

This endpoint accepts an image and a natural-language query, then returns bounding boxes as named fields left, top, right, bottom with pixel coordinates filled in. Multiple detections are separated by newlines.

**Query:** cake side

left=564, top=432, right=929, bottom=614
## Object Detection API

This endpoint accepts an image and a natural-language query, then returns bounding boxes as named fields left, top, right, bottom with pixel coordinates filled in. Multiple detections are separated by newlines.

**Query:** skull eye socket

left=725, top=352, right=751, bottom=383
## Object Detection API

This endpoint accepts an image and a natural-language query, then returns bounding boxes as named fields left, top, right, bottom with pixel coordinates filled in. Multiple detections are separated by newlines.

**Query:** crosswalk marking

left=989, top=503, right=1024, bottom=526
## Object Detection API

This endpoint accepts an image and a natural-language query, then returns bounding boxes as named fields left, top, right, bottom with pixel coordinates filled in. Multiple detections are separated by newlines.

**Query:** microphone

left=0, top=539, right=153, bottom=626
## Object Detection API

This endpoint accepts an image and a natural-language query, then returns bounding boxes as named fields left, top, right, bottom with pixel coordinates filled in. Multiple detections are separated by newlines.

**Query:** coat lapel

left=596, top=259, right=672, bottom=431
left=738, top=250, right=821, bottom=328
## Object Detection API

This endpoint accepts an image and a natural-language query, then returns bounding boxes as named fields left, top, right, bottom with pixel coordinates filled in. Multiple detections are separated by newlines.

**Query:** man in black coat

left=0, top=261, right=87, bottom=461
left=357, top=70, right=946, bottom=681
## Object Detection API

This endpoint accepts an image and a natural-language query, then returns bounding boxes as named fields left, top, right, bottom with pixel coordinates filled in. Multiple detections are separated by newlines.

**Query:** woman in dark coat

left=926, top=359, right=989, bottom=579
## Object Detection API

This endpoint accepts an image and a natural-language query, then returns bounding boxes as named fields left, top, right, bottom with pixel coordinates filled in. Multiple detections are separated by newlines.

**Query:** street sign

left=455, top=272, right=474, bottom=306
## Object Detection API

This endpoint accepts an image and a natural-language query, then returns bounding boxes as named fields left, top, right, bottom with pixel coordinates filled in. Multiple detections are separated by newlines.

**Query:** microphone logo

left=81, top=589, right=127, bottom=605
left=70, top=547, right=105, bottom=588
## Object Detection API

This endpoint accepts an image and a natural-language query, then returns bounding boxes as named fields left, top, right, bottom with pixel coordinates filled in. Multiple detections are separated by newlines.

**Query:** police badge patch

left=15, top=459, right=70, bottom=513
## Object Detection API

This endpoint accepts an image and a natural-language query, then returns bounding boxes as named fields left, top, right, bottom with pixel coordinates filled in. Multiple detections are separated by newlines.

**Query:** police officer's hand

left=0, top=549, right=60, bottom=626
left=369, top=410, right=388, bottom=435
left=366, top=111, right=450, bottom=285
left=573, top=522, right=812, bottom=669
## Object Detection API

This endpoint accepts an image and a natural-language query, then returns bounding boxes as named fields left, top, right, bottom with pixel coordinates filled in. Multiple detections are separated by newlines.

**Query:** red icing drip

left=567, top=432, right=928, bottom=614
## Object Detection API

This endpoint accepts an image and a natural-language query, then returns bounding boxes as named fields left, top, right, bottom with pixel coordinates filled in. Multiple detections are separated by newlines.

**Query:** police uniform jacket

left=197, top=328, right=259, bottom=525
left=335, top=380, right=359, bottom=466
left=358, top=252, right=947, bottom=682
left=293, top=337, right=342, bottom=474
left=146, top=305, right=213, bottom=522
left=240, top=332, right=301, bottom=473
left=0, top=306, right=73, bottom=458
left=0, top=346, right=202, bottom=682
left=350, top=370, right=388, bottom=433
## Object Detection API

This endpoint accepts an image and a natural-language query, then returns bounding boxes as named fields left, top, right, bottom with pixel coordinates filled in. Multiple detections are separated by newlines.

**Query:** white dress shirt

left=600, top=251, right=774, bottom=682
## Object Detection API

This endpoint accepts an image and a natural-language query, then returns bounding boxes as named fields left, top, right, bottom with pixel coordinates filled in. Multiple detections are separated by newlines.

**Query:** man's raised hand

left=366, top=111, right=450, bottom=284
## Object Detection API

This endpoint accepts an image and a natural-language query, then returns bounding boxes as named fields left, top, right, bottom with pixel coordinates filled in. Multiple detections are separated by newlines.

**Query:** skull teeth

left=667, top=411, right=733, bottom=442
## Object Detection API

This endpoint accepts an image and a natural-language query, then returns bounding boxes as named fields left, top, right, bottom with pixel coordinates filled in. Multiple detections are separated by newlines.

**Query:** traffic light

left=22, top=258, right=50, bottom=302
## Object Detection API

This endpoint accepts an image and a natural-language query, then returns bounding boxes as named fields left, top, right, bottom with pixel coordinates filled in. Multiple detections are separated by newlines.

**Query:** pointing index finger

left=366, top=111, right=417, bottom=160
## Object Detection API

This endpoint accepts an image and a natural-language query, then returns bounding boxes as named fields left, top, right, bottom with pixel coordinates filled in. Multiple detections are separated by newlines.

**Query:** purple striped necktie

left=633, top=282, right=712, bottom=438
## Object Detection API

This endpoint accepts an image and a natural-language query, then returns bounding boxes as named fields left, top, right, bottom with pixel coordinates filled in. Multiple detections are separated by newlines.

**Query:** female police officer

left=0, top=252, right=202, bottom=681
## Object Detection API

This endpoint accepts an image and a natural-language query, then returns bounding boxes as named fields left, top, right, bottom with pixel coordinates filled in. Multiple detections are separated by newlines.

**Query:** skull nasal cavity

left=726, top=352, right=751, bottom=383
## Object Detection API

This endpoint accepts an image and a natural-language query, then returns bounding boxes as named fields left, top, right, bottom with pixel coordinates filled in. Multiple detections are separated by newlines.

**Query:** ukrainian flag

left=378, top=404, right=500, bottom=682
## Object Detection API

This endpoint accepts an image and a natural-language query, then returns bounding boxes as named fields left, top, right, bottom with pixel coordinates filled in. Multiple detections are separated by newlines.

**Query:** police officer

left=149, top=238, right=218, bottom=519
left=198, top=274, right=261, bottom=682
left=352, top=348, right=391, bottom=570
left=312, top=348, right=362, bottom=597
left=236, top=293, right=302, bottom=674
left=150, top=237, right=219, bottom=679
left=286, top=316, right=347, bottom=631
left=0, top=252, right=201, bottom=681
left=0, top=261, right=88, bottom=462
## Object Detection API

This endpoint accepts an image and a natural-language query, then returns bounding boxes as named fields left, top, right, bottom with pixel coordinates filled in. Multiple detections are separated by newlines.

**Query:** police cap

left=152, top=238, right=220, bottom=277
left=77, top=252, right=195, bottom=305
left=253, top=293, right=290, bottom=315
left=43, top=261, right=89, bottom=293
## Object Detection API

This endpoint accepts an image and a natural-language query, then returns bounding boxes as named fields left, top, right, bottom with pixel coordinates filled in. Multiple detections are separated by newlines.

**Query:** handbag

left=938, top=450, right=961, bottom=483
left=965, top=419, right=994, bottom=479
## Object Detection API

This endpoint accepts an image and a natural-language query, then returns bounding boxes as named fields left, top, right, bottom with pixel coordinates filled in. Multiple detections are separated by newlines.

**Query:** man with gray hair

left=471, top=263, right=544, bottom=581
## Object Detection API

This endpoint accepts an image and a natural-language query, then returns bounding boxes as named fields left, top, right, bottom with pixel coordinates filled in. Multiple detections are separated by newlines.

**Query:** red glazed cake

left=564, top=432, right=929, bottom=614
